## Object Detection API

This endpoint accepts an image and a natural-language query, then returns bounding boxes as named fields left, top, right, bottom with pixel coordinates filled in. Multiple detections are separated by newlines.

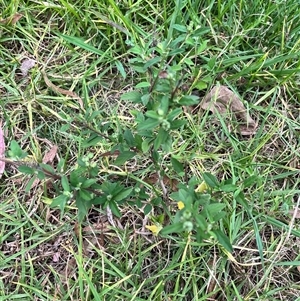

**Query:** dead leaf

left=99, top=150, right=120, bottom=157
left=20, top=58, right=36, bottom=77
left=0, top=13, right=23, bottom=25
left=145, top=173, right=178, bottom=191
left=289, top=208, right=300, bottom=219
left=41, top=70, right=84, bottom=110
left=0, top=126, right=5, bottom=178
left=200, top=85, right=257, bottom=135
left=42, top=145, right=58, bottom=164
left=52, top=252, right=60, bottom=263
left=30, top=145, right=58, bottom=189
left=159, top=71, right=169, bottom=78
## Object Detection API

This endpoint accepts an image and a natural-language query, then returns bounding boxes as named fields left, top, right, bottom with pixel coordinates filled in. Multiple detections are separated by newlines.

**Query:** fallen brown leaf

left=145, top=173, right=178, bottom=191
left=0, top=126, right=5, bottom=177
left=0, top=13, right=23, bottom=25
left=52, top=252, right=60, bottom=263
left=200, top=85, right=257, bottom=135
left=20, top=58, right=36, bottom=77
left=31, top=144, right=58, bottom=189
left=42, top=145, right=58, bottom=164
left=289, top=208, right=300, bottom=219
left=99, top=150, right=120, bottom=157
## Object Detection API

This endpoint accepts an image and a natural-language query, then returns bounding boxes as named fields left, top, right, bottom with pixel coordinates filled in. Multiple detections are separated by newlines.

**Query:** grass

left=0, top=0, right=300, bottom=300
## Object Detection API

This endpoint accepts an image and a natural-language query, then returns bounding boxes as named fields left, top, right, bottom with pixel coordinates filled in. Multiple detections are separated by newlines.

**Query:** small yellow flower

left=177, top=201, right=185, bottom=210
left=195, top=181, right=208, bottom=193
left=145, top=223, right=162, bottom=235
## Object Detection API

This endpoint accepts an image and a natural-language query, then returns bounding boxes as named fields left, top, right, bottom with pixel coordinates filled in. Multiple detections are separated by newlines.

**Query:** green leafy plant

left=7, top=31, right=236, bottom=252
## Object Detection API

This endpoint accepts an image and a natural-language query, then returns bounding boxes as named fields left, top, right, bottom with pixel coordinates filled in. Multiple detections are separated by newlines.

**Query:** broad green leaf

left=141, top=93, right=150, bottom=105
left=100, top=181, right=118, bottom=194
left=220, top=184, right=237, bottom=192
left=156, top=82, right=173, bottom=93
left=171, top=157, right=184, bottom=175
left=144, top=57, right=161, bottom=68
left=169, top=35, right=186, bottom=47
left=145, top=111, right=161, bottom=119
left=213, top=229, right=233, bottom=252
left=9, top=140, right=27, bottom=159
left=131, top=65, right=148, bottom=73
left=141, top=139, right=150, bottom=153
left=154, top=128, right=168, bottom=150
left=40, top=163, right=55, bottom=174
left=50, top=194, right=69, bottom=210
left=135, top=81, right=151, bottom=88
left=60, top=124, right=70, bottom=132
left=36, top=170, right=46, bottom=180
left=202, top=172, right=219, bottom=188
left=212, top=211, right=226, bottom=222
left=61, top=175, right=70, bottom=192
left=144, top=204, right=152, bottom=215
left=184, top=58, right=194, bottom=66
left=205, top=203, right=226, bottom=216
left=18, top=165, right=34, bottom=175
left=160, top=222, right=184, bottom=235
left=194, top=81, right=207, bottom=91
left=172, top=24, right=187, bottom=32
left=151, top=197, right=162, bottom=206
left=159, top=95, right=169, bottom=115
left=70, top=169, right=82, bottom=186
left=109, top=201, right=121, bottom=217
left=169, top=48, right=186, bottom=56
left=123, top=129, right=135, bottom=147
left=196, top=227, right=210, bottom=242
left=167, top=108, right=182, bottom=121
left=128, top=45, right=143, bottom=55
left=195, top=214, right=207, bottom=230
left=196, top=40, right=208, bottom=54
left=134, top=134, right=143, bottom=150
left=90, top=183, right=102, bottom=190
left=114, top=187, right=133, bottom=202
left=170, top=119, right=186, bottom=129
left=120, top=91, right=142, bottom=103
left=114, top=151, right=136, bottom=166
left=81, top=179, right=98, bottom=189
left=162, top=135, right=172, bottom=152
left=82, top=134, right=103, bottom=148
left=137, top=118, right=160, bottom=131
left=79, top=189, right=93, bottom=201
left=171, top=189, right=193, bottom=208
left=76, top=197, right=91, bottom=222
left=207, top=56, right=217, bottom=71
left=25, top=176, right=36, bottom=193
left=115, top=60, right=126, bottom=79
left=178, top=95, right=199, bottom=106
left=91, top=196, right=107, bottom=205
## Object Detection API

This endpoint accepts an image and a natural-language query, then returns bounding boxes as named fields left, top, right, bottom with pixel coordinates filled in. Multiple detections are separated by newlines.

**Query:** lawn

left=0, top=0, right=300, bottom=300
